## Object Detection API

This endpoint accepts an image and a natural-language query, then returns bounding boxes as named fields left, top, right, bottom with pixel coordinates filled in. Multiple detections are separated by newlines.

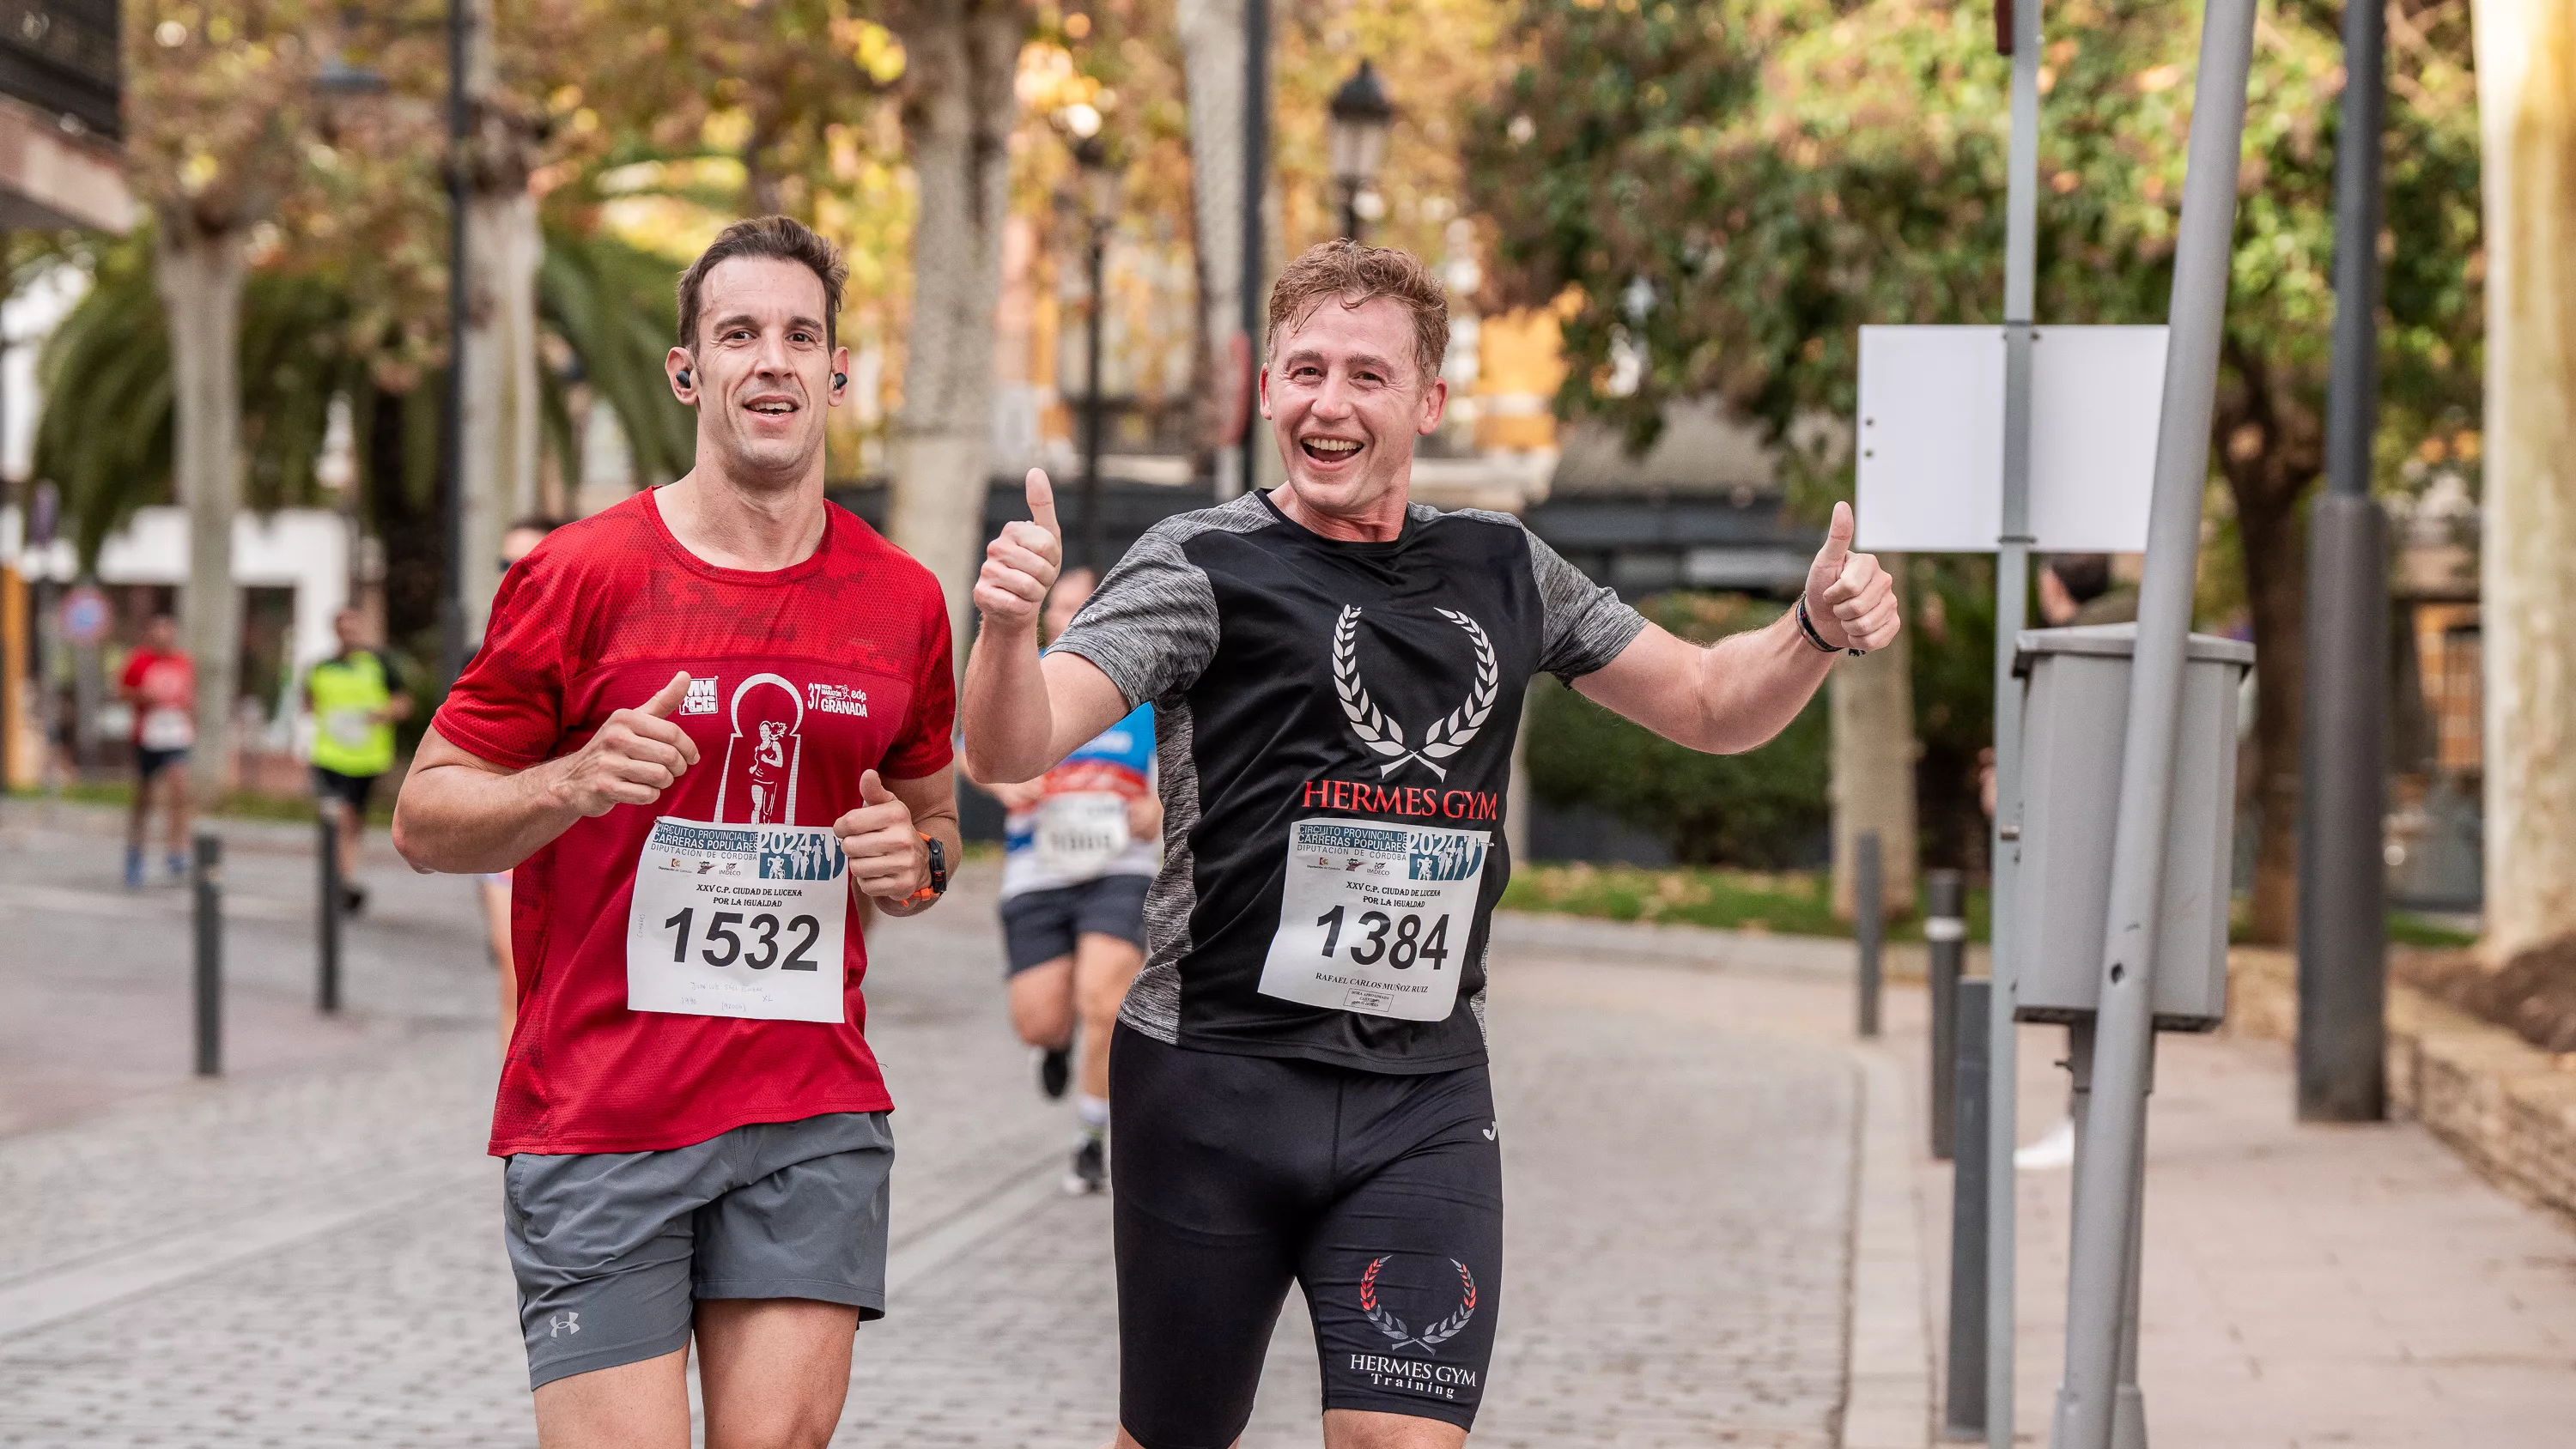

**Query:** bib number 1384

left=1258, top=816, right=1488, bottom=1022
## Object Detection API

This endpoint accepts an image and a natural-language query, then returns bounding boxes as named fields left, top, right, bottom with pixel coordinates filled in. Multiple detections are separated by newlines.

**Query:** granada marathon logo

left=1348, top=1255, right=1481, bottom=1400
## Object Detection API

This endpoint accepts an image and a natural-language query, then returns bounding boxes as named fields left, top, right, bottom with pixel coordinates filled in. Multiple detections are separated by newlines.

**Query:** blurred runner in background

left=118, top=613, right=194, bottom=888
left=975, top=567, right=1159, bottom=1195
left=305, top=608, right=413, bottom=916
left=482, top=515, right=563, bottom=1051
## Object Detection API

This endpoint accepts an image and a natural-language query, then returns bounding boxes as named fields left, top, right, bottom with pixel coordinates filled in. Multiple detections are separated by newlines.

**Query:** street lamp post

left=1327, top=60, right=1394, bottom=242
left=1069, top=132, right=1120, bottom=576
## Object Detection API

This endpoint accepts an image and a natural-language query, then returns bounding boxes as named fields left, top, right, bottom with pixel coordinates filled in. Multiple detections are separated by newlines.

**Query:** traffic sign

left=59, top=585, right=110, bottom=647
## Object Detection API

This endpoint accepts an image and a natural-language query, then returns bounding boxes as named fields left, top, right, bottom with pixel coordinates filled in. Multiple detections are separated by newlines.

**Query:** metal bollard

left=1855, top=830, right=1883, bottom=1038
left=1928, top=870, right=1968, bottom=1159
left=192, top=832, right=223, bottom=1077
left=318, top=810, right=343, bottom=1015
left=1945, top=978, right=1992, bottom=1439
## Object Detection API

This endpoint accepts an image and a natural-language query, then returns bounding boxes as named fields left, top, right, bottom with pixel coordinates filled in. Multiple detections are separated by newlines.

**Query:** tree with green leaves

left=1466, top=0, right=2482, bottom=943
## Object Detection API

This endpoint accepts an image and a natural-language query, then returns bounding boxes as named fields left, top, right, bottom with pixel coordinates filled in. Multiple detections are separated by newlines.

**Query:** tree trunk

left=1180, top=0, right=1247, bottom=494
left=1831, top=555, right=1919, bottom=919
left=155, top=220, right=247, bottom=804
left=460, top=186, right=543, bottom=642
left=2476, top=0, right=2576, bottom=961
left=458, top=0, right=543, bottom=646
left=886, top=2, right=1026, bottom=677
left=2233, top=461, right=2309, bottom=945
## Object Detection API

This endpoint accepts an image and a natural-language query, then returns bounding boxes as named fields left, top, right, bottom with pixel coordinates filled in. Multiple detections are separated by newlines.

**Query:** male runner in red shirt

left=393, top=215, right=959, bottom=1448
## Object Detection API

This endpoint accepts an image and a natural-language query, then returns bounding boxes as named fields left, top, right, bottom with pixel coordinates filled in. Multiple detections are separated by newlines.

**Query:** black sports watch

left=905, top=834, right=949, bottom=905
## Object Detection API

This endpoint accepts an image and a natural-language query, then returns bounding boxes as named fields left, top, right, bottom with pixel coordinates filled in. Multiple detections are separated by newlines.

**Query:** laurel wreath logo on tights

left=1358, top=1255, right=1479, bottom=1353
left=1332, top=605, right=1498, bottom=781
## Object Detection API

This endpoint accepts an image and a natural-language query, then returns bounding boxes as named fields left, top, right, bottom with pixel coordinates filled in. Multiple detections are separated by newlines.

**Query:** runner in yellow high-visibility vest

left=305, top=609, right=412, bottom=915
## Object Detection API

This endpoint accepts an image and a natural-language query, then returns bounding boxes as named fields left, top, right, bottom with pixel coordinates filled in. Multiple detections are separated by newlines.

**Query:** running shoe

left=1065, top=1135, right=1106, bottom=1195
left=1038, top=1046, right=1071, bottom=1100
left=124, top=846, right=143, bottom=889
left=2014, top=1116, right=2076, bottom=1171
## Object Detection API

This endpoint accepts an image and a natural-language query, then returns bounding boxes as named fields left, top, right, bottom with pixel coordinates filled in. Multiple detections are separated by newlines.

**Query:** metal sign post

left=1984, top=0, right=2044, bottom=1440
left=2049, top=0, right=2260, bottom=1443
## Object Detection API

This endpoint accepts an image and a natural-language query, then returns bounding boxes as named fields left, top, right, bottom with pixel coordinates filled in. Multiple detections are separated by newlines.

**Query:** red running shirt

left=434, top=490, right=955, bottom=1155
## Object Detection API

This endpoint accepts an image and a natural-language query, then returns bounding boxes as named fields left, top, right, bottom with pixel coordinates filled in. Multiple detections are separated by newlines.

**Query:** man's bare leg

left=696, top=1298, right=860, bottom=1449
left=532, top=1345, right=691, bottom=1449
left=165, top=769, right=192, bottom=864
left=1007, top=955, right=1077, bottom=1052
left=483, top=875, right=518, bottom=1052
left=1072, top=931, right=1144, bottom=1100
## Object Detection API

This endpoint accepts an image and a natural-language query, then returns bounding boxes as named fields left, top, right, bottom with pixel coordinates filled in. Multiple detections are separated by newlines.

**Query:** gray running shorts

left=501, top=1111, right=894, bottom=1390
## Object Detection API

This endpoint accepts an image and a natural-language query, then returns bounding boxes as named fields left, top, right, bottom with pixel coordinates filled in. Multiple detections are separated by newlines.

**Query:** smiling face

left=669, top=256, right=850, bottom=492
left=1261, top=294, right=1447, bottom=539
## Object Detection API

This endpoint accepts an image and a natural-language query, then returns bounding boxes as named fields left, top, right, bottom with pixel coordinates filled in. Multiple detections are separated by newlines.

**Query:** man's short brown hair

left=1266, top=239, right=1449, bottom=385
left=676, top=215, right=848, bottom=354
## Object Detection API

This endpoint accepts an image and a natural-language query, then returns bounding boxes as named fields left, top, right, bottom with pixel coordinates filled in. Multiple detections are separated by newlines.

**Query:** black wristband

left=1797, top=594, right=1865, bottom=657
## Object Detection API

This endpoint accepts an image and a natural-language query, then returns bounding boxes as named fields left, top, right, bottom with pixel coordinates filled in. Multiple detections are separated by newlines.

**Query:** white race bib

left=322, top=707, right=374, bottom=749
left=625, top=817, right=848, bottom=1022
left=1258, top=816, right=1489, bottom=1022
left=140, top=706, right=194, bottom=751
left=1035, top=792, right=1130, bottom=880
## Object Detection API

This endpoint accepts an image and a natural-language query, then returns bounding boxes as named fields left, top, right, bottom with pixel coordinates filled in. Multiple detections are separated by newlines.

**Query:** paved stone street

left=0, top=804, right=1875, bottom=1447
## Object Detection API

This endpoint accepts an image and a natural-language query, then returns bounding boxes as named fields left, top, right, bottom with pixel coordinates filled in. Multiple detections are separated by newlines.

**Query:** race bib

left=1036, top=792, right=1129, bottom=880
left=1258, top=816, right=1488, bottom=1022
left=322, top=707, right=374, bottom=750
left=625, top=817, right=849, bottom=1022
left=140, top=706, right=194, bottom=751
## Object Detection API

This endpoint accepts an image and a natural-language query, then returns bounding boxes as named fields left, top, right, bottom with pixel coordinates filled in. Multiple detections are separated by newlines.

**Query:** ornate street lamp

left=1327, top=59, right=1394, bottom=241
left=1062, top=118, right=1122, bottom=574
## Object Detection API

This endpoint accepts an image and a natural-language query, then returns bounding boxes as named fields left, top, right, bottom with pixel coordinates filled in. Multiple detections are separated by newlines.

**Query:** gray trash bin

left=2010, top=624, right=2255, bottom=1033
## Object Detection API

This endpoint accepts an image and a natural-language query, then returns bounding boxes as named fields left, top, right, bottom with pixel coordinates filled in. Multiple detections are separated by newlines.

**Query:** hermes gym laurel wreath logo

left=1332, top=605, right=1498, bottom=782
left=1358, top=1255, right=1479, bottom=1354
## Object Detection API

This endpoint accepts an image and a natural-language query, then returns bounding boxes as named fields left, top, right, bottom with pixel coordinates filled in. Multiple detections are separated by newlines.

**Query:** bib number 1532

left=656, top=907, right=824, bottom=973
left=625, top=816, right=849, bottom=1023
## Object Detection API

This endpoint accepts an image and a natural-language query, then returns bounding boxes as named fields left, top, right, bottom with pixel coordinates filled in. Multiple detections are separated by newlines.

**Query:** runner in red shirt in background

left=392, top=216, right=960, bottom=1448
left=118, top=614, right=195, bottom=888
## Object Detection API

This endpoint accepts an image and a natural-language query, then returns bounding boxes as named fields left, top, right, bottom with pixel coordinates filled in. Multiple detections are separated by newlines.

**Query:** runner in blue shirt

left=975, top=567, right=1160, bottom=1194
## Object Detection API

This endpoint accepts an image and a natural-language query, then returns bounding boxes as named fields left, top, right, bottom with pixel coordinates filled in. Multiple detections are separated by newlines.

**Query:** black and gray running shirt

left=1052, top=489, right=1648, bottom=1074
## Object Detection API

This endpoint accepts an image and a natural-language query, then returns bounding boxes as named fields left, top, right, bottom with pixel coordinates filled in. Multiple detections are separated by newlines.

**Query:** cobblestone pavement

left=0, top=807, right=1870, bottom=1446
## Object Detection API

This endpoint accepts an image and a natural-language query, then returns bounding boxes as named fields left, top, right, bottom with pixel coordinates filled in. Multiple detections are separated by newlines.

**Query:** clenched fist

left=974, top=468, right=1066, bottom=637
left=835, top=769, right=928, bottom=902
left=547, top=670, right=702, bottom=815
left=1803, top=502, right=1901, bottom=653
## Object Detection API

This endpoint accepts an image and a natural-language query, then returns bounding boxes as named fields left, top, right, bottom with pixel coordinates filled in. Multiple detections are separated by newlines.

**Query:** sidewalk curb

left=1840, top=1045, right=1935, bottom=1449
left=2229, top=948, right=2576, bottom=1226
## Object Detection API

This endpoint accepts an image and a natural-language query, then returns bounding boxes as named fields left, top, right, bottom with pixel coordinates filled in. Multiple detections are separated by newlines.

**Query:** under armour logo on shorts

left=549, top=1311, right=581, bottom=1338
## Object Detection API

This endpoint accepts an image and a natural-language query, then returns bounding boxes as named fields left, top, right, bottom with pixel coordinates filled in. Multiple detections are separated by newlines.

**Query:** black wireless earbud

left=833, top=371, right=848, bottom=389
left=675, top=367, right=692, bottom=389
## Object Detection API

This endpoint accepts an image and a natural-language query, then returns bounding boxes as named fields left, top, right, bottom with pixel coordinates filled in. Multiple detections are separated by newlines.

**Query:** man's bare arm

left=1573, top=501, right=1900, bottom=755
left=1575, top=615, right=1836, bottom=754
left=391, top=671, right=701, bottom=875
left=959, top=468, right=1133, bottom=783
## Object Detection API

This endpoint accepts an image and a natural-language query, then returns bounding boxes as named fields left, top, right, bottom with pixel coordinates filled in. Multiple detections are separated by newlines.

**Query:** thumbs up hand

left=835, top=768, right=928, bottom=903
left=549, top=670, right=705, bottom=817
left=1802, top=502, right=1901, bottom=653
left=974, top=469, right=1066, bottom=639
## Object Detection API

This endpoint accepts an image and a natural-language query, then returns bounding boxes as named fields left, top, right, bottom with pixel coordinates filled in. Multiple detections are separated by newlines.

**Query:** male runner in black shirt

left=961, top=239, right=1899, bottom=1449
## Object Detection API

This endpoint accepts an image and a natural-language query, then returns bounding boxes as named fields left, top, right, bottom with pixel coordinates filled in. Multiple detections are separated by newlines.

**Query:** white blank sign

left=1854, top=324, right=2168, bottom=554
